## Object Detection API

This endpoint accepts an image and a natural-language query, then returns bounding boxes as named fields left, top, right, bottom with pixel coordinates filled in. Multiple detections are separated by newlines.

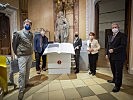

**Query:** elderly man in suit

left=106, top=23, right=127, bottom=92
left=73, top=32, right=82, bottom=73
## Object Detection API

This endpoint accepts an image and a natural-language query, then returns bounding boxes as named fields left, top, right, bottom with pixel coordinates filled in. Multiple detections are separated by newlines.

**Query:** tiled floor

left=3, top=67, right=133, bottom=100
left=3, top=48, right=133, bottom=100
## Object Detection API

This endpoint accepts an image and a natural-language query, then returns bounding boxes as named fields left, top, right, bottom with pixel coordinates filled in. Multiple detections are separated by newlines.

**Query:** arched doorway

left=97, top=0, right=127, bottom=68
left=0, top=12, right=11, bottom=55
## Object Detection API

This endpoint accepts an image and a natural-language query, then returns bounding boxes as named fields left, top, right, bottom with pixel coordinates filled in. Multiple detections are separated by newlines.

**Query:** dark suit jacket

left=106, top=32, right=127, bottom=61
left=34, top=34, right=48, bottom=53
left=73, top=37, right=82, bottom=54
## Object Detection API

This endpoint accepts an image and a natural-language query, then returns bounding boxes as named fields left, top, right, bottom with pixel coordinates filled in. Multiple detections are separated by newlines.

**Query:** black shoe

left=92, top=72, right=96, bottom=76
left=18, top=92, right=24, bottom=100
left=8, top=82, right=14, bottom=86
left=88, top=71, right=92, bottom=75
left=107, top=80, right=115, bottom=83
left=75, top=70, right=79, bottom=74
left=73, top=67, right=77, bottom=70
left=14, top=84, right=17, bottom=89
left=8, top=82, right=17, bottom=89
left=42, top=68, right=47, bottom=71
left=112, top=86, right=120, bottom=92
left=36, top=70, right=41, bottom=74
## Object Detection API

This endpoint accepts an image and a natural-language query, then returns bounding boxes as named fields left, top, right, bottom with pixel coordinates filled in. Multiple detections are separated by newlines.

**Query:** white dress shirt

left=87, top=39, right=100, bottom=54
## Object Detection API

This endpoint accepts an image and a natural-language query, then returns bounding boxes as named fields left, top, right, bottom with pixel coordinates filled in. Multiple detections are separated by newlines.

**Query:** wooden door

left=0, top=12, right=11, bottom=55
left=105, top=29, right=112, bottom=49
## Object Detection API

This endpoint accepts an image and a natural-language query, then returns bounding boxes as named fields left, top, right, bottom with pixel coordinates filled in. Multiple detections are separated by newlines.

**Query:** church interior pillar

left=86, top=0, right=95, bottom=39
left=129, top=0, right=133, bottom=74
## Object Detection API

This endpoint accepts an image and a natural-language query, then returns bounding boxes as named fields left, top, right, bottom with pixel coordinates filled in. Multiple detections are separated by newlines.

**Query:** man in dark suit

left=34, top=28, right=48, bottom=74
left=106, top=23, right=127, bottom=92
left=73, top=32, right=82, bottom=73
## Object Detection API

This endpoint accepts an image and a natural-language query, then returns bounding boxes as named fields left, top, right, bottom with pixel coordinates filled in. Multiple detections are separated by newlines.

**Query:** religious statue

left=55, top=11, right=69, bottom=43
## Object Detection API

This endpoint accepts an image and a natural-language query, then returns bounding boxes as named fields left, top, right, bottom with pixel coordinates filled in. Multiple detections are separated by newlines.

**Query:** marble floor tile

left=93, top=78, right=107, bottom=84
left=4, top=67, right=133, bottom=100
left=58, top=74, right=70, bottom=80
left=4, top=90, right=19, bottom=100
left=72, top=79, right=87, bottom=87
left=82, top=96, right=100, bottom=100
left=100, top=83, right=114, bottom=92
left=36, top=85, right=48, bottom=93
left=63, top=88, right=81, bottom=99
left=88, top=85, right=107, bottom=95
left=60, top=80, right=72, bottom=84
left=97, top=93, right=117, bottom=100
left=25, top=95, right=32, bottom=100
left=32, top=92, right=48, bottom=100
left=83, top=79, right=97, bottom=86
left=76, top=86, right=95, bottom=97
left=60, top=80, right=75, bottom=89
left=76, top=73, right=91, bottom=80
left=111, top=91, right=133, bottom=100
left=49, top=82, right=62, bottom=91
left=49, top=90, right=65, bottom=100
left=67, top=73, right=77, bottom=80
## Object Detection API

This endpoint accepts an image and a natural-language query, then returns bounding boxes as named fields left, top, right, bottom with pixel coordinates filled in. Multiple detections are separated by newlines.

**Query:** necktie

left=40, top=36, right=42, bottom=48
left=111, top=34, right=115, bottom=42
left=89, top=43, right=91, bottom=48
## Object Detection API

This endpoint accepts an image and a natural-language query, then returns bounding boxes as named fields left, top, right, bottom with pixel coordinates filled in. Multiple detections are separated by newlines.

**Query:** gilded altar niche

left=54, top=0, right=86, bottom=43
left=28, top=0, right=86, bottom=42
left=54, top=0, right=79, bottom=43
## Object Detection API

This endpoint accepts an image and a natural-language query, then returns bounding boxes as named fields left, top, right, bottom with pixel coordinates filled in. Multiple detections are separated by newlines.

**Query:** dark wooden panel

left=0, top=12, right=11, bottom=55
left=125, top=0, right=132, bottom=68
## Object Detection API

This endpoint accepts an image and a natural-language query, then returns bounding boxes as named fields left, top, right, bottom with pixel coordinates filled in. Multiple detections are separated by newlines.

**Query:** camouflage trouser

left=9, top=58, right=19, bottom=84
left=17, top=55, right=32, bottom=92
left=8, top=60, right=16, bottom=84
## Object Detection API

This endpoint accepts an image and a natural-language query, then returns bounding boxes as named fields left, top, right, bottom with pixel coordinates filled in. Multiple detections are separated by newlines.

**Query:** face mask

left=89, top=36, right=94, bottom=40
left=112, top=28, right=119, bottom=33
left=25, top=24, right=31, bottom=30
left=75, top=34, right=78, bottom=37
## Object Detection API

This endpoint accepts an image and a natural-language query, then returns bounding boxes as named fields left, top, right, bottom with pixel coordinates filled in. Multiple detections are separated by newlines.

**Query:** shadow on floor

left=6, top=74, right=48, bottom=96
left=95, top=72, right=112, bottom=80
left=29, top=74, right=48, bottom=85
left=95, top=72, right=133, bottom=95
left=121, top=84, right=133, bottom=95
left=68, top=73, right=77, bottom=80
left=25, top=74, right=48, bottom=92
